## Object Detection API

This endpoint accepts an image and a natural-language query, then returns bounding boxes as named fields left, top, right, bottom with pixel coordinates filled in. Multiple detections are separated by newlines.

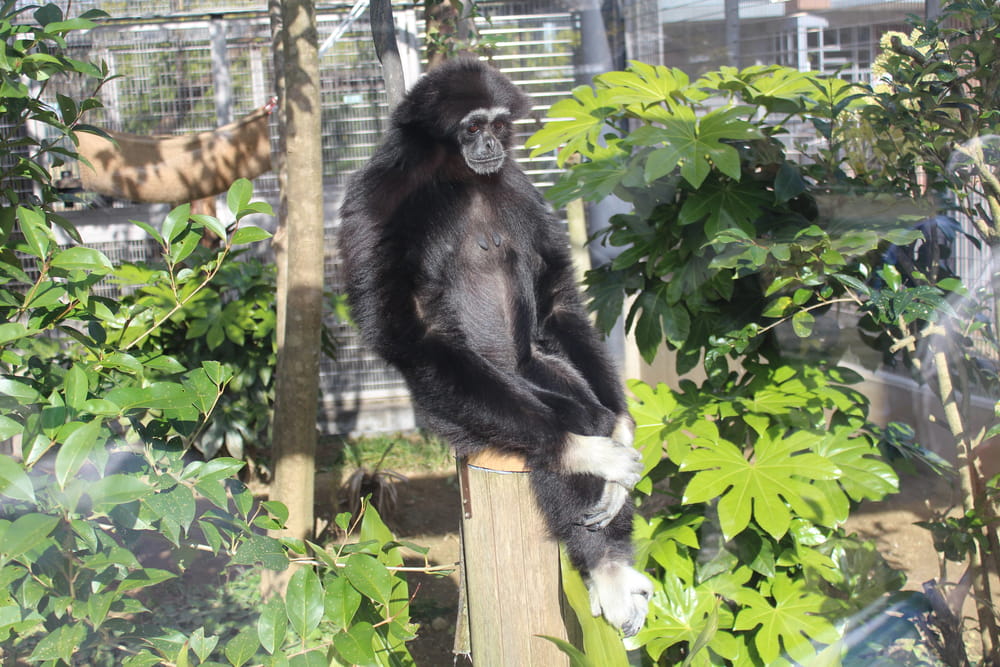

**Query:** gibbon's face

left=457, top=106, right=513, bottom=175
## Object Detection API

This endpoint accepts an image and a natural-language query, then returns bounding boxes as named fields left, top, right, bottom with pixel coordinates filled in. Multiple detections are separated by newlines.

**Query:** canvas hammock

left=78, top=100, right=275, bottom=204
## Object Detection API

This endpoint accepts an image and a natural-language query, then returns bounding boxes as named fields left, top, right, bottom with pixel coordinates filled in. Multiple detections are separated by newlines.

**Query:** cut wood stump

left=455, top=450, right=575, bottom=666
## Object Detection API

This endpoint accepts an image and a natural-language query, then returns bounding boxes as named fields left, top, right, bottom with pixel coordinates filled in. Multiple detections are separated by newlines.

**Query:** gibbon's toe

left=580, top=481, right=629, bottom=529
left=587, top=560, right=652, bottom=637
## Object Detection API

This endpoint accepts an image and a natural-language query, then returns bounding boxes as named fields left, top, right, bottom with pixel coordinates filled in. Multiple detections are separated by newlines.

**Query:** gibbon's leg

left=530, top=470, right=651, bottom=637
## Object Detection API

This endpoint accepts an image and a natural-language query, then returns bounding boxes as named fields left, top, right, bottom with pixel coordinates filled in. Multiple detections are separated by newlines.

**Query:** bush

left=0, top=5, right=419, bottom=665
left=529, top=62, right=925, bottom=664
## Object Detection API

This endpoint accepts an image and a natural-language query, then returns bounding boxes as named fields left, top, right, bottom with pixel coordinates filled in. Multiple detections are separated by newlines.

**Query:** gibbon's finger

left=611, top=414, right=635, bottom=449
left=580, top=481, right=629, bottom=529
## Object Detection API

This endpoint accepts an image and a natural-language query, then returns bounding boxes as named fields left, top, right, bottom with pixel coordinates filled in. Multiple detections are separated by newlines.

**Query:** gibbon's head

left=393, top=58, right=531, bottom=174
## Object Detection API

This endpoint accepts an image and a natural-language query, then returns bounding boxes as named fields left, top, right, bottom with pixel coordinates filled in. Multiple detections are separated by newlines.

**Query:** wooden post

left=457, top=451, right=573, bottom=665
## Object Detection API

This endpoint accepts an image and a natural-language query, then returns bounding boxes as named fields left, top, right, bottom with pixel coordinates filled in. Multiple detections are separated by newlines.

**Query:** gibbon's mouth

left=468, top=155, right=506, bottom=174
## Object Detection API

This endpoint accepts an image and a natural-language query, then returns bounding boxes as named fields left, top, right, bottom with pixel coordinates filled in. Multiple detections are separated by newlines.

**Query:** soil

left=381, top=467, right=993, bottom=665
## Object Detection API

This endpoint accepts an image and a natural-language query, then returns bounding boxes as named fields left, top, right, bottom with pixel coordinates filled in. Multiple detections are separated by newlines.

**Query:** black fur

left=338, top=58, right=635, bottom=578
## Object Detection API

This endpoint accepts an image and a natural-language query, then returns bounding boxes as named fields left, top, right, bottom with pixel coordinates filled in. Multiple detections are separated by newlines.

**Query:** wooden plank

left=458, top=458, right=571, bottom=665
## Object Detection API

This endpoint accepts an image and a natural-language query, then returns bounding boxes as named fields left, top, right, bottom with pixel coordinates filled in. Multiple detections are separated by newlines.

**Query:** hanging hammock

left=77, top=100, right=275, bottom=204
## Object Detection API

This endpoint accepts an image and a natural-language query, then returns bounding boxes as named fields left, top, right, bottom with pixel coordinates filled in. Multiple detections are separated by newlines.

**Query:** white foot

left=561, top=433, right=642, bottom=489
left=586, top=560, right=652, bottom=637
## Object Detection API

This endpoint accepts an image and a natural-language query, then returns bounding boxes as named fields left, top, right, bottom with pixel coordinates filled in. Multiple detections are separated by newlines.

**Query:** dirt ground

left=380, top=467, right=992, bottom=665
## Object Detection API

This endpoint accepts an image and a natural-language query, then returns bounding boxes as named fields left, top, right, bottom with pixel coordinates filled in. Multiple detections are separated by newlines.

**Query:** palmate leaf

left=630, top=573, right=740, bottom=666
left=599, top=61, right=694, bottom=108
left=680, top=179, right=771, bottom=238
left=814, top=426, right=898, bottom=503
left=733, top=574, right=839, bottom=664
left=526, top=85, right=618, bottom=165
left=634, top=106, right=760, bottom=188
left=680, top=430, right=840, bottom=540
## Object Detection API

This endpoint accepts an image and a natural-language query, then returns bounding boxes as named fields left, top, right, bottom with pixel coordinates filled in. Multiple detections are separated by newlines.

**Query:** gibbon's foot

left=587, top=559, right=653, bottom=638
left=562, top=434, right=643, bottom=489
left=580, top=481, right=629, bottom=529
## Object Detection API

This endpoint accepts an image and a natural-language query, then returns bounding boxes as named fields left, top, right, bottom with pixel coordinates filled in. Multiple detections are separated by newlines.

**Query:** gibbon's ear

left=392, top=58, right=531, bottom=139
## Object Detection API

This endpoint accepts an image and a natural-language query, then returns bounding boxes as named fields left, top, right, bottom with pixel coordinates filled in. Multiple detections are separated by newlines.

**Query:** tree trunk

left=270, top=0, right=324, bottom=549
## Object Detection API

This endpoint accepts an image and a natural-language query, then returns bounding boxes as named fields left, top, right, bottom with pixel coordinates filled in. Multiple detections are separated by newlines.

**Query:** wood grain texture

left=459, top=459, right=571, bottom=665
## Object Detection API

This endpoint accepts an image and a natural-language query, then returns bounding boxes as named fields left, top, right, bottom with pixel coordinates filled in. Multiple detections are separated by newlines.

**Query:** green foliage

left=0, top=6, right=418, bottom=665
left=528, top=61, right=935, bottom=663
left=112, top=255, right=278, bottom=461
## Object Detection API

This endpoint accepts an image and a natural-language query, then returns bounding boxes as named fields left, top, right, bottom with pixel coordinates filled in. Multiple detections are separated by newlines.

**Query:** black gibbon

left=338, top=57, right=651, bottom=636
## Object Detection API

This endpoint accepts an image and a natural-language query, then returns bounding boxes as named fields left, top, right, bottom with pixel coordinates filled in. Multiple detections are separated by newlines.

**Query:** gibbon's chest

left=413, top=186, right=544, bottom=363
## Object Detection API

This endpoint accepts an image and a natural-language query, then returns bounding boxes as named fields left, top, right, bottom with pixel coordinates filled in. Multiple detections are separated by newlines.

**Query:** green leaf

left=87, top=474, right=152, bottom=507
left=257, top=595, right=287, bottom=654
left=224, top=626, right=259, bottom=667
left=324, top=574, right=362, bottom=630
left=0, top=456, right=35, bottom=503
left=63, top=364, right=88, bottom=410
left=0, top=322, right=32, bottom=345
left=2, top=513, right=59, bottom=560
left=680, top=179, right=770, bottom=237
left=230, top=533, right=288, bottom=571
left=344, top=553, right=392, bottom=606
left=226, top=178, right=253, bottom=217
left=119, top=568, right=176, bottom=592
left=191, top=213, right=228, bottom=240
left=161, top=203, right=191, bottom=243
left=791, top=310, right=815, bottom=337
left=539, top=634, right=591, bottom=666
left=55, top=419, right=101, bottom=488
left=50, top=246, right=114, bottom=273
left=814, top=427, right=898, bottom=503
left=526, top=85, right=618, bottom=164
left=16, top=206, right=51, bottom=258
left=733, top=574, right=838, bottom=663
left=144, top=484, right=197, bottom=534
left=680, top=430, right=840, bottom=539
left=230, top=226, right=272, bottom=246
left=0, top=376, right=42, bottom=404
left=774, top=162, right=806, bottom=203
left=285, top=566, right=324, bottom=638
left=188, top=627, right=219, bottom=663
left=333, top=623, right=377, bottom=666
left=27, top=622, right=87, bottom=663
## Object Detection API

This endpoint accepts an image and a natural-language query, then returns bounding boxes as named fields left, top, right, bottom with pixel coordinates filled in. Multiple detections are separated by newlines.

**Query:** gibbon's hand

left=561, top=433, right=642, bottom=488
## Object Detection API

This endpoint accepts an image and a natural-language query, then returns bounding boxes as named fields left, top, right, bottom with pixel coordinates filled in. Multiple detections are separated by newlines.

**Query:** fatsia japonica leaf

left=680, top=430, right=840, bottom=540
left=627, top=380, right=676, bottom=452
left=526, top=85, right=618, bottom=165
left=598, top=61, right=694, bottom=109
left=679, top=179, right=771, bottom=238
left=632, top=106, right=760, bottom=188
left=814, top=426, right=898, bottom=503
left=732, top=574, right=839, bottom=664
left=630, top=572, right=740, bottom=666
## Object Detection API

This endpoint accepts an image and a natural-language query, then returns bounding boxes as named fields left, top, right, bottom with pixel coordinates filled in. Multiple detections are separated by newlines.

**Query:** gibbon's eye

left=467, top=123, right=480, bottom=134
left=492, top=120, right=505, bottom=133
